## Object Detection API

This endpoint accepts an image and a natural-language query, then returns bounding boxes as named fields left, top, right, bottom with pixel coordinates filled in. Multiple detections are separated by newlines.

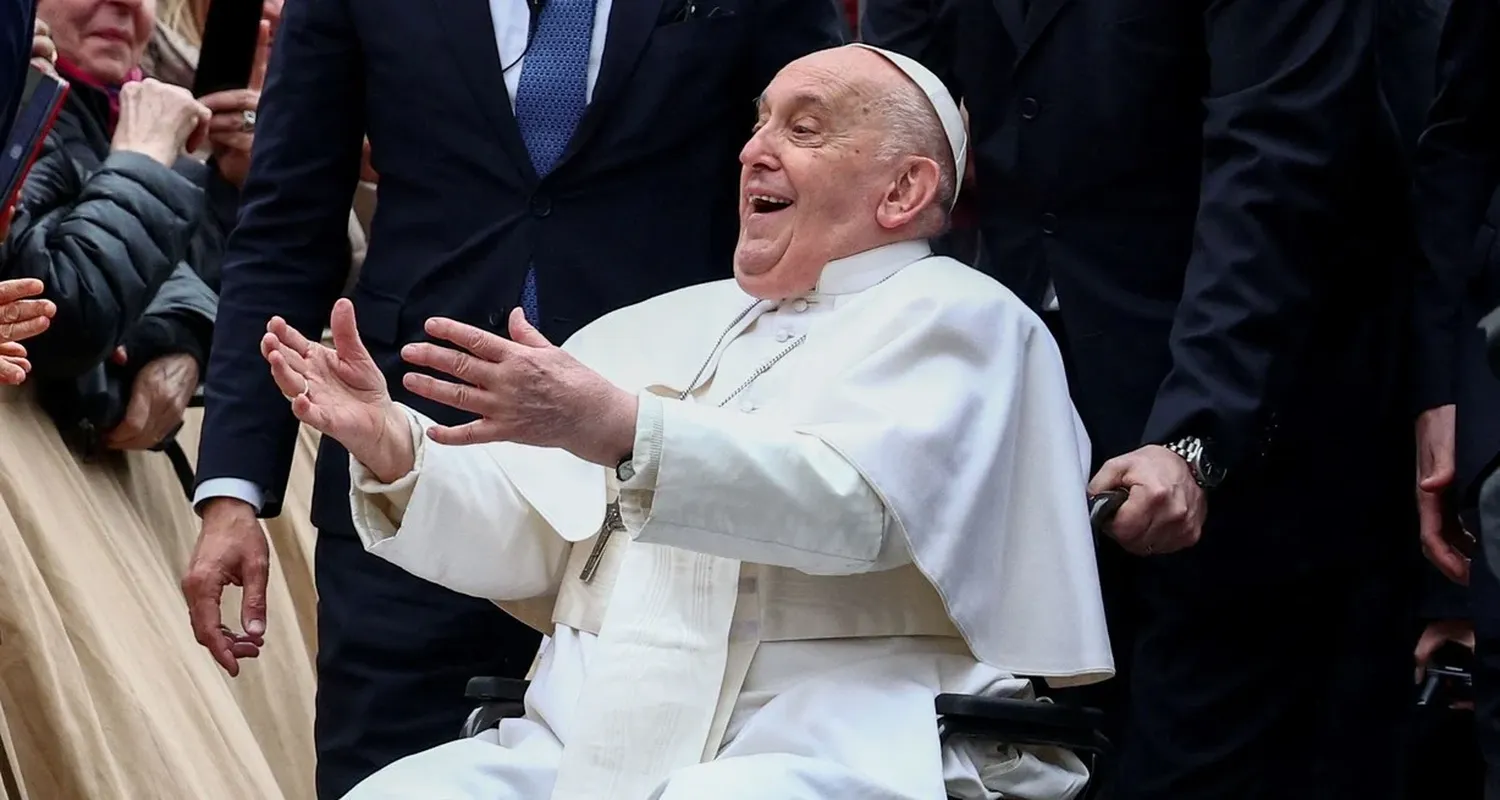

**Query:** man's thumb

left=509, top=308, right=551, bottom=348
left=1419, top=466, right=1454, bottom=494
left=241, top=560, right=269, bottom=637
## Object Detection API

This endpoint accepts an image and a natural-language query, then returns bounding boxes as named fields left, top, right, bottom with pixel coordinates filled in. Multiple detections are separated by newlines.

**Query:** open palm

left=261, top=298, right=392, bottom=453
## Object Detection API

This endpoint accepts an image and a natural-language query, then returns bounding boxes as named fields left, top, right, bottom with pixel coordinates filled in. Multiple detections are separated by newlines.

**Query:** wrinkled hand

left=1417, top=405, right=1470, bottom=584
left=262, top=298, right=411, bottom=481
left=1415, top=619, right=1475, bottom=699
left=183, top=497, right=269, bottom=676
left=1087, top=445, right=1206, bottom=556
left=104, top=352, right=199, bottom=450
left=202, top=19, right=272, bottom=186
left=0, top=342, right=33, bottom=385
left=113, top=79, right=211, bottom=167
left=0, top=278, right=55, bottom=345
left=401, top=309, right=637, bottom=466
left=31, top=18, right=57, bottom=77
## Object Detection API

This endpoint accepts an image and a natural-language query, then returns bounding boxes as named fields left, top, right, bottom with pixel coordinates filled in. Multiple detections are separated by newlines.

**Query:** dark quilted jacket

left=0, top=77, right=233, bottom=380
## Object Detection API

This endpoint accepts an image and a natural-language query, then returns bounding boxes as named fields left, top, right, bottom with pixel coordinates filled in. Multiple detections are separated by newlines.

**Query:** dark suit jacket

left=870, top=0, right=1414, bottom=559
left=1414, top=0, right=1500, bottom=501
left=196, top=0, right=847, bottom=529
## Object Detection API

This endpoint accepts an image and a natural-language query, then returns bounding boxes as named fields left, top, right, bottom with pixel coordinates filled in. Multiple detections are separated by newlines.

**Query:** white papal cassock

left=341, top=240, right=1114, bottom=800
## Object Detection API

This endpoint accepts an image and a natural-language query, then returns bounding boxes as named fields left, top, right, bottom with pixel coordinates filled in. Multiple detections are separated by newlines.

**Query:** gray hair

left=873, top=81, right=958, bottom=235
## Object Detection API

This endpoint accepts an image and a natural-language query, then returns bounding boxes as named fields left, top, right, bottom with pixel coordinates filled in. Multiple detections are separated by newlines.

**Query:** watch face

left=1197, top=457, right=1226, bottom=487
left=616, top=460, right=636, bottom=482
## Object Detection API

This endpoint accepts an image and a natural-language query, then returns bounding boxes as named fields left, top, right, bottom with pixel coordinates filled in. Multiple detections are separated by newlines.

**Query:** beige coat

left=0, top=386, right=310, bottom=799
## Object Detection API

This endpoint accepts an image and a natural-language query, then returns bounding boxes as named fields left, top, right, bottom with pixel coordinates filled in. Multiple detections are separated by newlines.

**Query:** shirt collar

left=813, top=240, right=933, bottom=296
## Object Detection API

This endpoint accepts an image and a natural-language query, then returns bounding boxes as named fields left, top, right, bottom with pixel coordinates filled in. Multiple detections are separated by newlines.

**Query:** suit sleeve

left=193, top=0, right=365, bottom=517
left=1140, top=0, right=1374, bottom=468
left=747, top=0, right=848, bottom=95
left=1411, top=0, right=1500, bottom=413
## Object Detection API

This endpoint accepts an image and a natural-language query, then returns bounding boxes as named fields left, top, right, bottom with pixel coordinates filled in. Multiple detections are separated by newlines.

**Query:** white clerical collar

left=813, top=240, right=933, bottom=296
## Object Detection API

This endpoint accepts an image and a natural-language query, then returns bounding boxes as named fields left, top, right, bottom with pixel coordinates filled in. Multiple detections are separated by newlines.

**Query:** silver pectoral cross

left=578, top=501, right=624, bottom=583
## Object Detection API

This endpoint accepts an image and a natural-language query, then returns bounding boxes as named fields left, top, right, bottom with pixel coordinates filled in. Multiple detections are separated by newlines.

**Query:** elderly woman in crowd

left=0, top=1, right=311, bottom=797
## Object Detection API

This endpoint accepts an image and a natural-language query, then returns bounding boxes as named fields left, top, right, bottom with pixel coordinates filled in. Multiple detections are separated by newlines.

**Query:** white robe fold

left=342, top=240, right=1113, bottom=800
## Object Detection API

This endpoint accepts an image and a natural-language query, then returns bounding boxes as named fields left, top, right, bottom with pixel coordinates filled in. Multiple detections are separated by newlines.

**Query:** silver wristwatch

left=1164, top=436, right=1226, bottom=489
left=615, top=455, right=636, bottom=483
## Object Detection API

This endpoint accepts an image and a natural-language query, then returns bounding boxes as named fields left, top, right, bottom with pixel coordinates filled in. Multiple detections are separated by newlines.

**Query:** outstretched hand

left=0, top=278, right=55, bottom=345
left=261, top=299, right=413, bottom=482
left=400, top=309, right=637, bottom=466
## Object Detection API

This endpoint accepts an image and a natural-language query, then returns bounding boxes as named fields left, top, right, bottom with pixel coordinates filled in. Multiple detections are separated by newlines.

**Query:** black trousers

left=1103, top=537, right=1416, bottom=799
left=1042, top=311, right=1415, bottom=798
left=312, top=532, right=543, bottom=798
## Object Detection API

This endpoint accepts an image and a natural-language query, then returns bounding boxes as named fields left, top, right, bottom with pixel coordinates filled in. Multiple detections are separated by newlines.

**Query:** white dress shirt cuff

left=617, top=391, right=664, bottom=532
left=193, top=478, right=266, bottom=516
left=348, top=406, right=428, bottom=543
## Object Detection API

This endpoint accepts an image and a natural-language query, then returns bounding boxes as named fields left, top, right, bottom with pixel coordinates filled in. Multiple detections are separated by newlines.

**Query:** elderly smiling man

left=260, top=44, right=1113, bottom=799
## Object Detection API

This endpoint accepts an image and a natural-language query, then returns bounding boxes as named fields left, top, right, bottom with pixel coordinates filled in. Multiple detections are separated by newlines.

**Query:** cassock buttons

left=776, top=329, right=793, bottom=343
left=1020, top=97, right=1040, bottom=120
left=739, top=399, right=757, bottom=413
left=791, top=298, right=809, bottom=313
left=487, top=310, right=504, bottom=327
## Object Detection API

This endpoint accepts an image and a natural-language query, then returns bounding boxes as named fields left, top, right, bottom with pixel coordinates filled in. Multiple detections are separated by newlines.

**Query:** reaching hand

left=0, top=342, right=32, bottom=385
left=261, top=298, right=412, bottom=481
left=399, top=309, right=638, bottom=466
left=0, top=278, right=54, bottom=346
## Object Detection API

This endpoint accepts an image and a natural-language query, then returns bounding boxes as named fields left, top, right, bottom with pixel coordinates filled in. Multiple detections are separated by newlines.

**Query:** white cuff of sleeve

left=348, top=406, right=428, bottom=542
left=618, top=392, right=664, bottom=534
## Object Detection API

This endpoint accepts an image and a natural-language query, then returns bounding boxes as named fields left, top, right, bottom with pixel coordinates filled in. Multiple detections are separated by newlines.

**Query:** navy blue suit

left=195, top=0, right=845, bottom=794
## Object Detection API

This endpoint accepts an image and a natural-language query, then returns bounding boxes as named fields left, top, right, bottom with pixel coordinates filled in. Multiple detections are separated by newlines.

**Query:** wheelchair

left=458, top=490, right=1127, bottom=800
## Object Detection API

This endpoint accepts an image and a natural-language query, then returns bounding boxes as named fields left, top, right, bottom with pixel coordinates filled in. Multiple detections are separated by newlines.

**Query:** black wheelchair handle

left=1087, top=488, right=1129, bottom=535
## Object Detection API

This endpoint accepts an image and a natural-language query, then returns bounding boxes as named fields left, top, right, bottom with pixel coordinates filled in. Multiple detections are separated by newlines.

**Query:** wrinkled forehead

left=754, top=59, right=872, bottom=121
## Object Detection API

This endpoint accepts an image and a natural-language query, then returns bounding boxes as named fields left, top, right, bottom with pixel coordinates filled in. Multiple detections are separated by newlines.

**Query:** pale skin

left=183, top=45, right=951, bottom=672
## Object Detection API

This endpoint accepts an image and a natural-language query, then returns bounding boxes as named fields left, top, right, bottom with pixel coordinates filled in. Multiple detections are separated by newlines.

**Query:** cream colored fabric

left=0, top=385, right=291, bottom=799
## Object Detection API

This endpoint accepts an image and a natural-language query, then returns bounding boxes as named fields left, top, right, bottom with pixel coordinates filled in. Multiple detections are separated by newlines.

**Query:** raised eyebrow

left=752, top=91, right=834, bottom=118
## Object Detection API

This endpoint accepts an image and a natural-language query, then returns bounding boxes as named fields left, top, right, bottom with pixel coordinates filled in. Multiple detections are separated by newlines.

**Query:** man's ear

left=875, top=156, right=941, bottom=230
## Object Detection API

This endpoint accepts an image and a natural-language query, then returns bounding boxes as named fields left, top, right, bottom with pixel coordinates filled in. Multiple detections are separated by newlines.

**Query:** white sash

left=549, top=541, right=741, bottom=799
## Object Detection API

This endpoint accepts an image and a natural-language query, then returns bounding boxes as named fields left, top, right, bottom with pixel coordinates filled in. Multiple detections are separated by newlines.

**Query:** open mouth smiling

left=748, top=194, right=794, bottom=214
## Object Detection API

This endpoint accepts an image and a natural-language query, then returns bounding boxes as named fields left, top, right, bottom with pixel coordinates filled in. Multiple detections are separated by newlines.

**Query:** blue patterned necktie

left=513, top=0, right=598, bottom=327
